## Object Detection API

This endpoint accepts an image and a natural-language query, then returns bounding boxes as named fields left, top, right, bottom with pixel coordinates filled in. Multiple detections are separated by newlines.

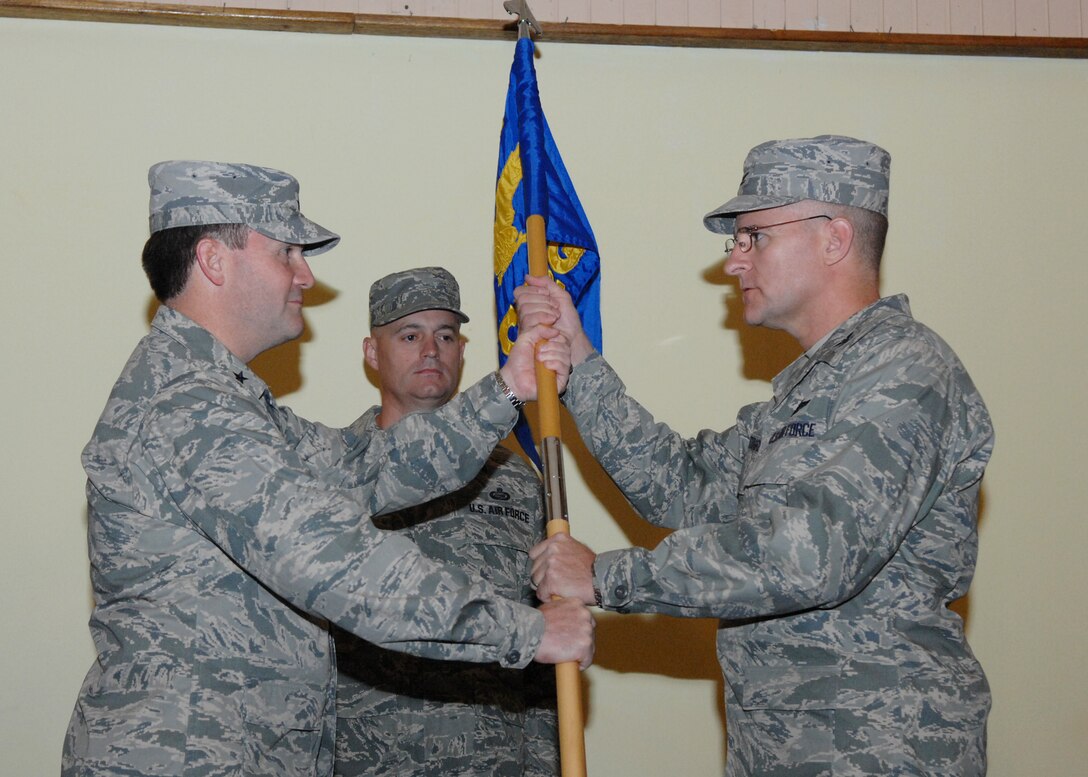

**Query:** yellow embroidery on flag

left=494, top=147, right=527, bottom=285
left=548, top=244, right=585, bottom=273
left=498, top=305, right=519, bottom=357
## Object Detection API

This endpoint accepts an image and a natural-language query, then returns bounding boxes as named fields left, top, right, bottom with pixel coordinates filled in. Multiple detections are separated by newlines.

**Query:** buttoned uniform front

left=562, top=295, right=993, bottom=776
left=333, top=408, right=557, bottom=777
left=63, top=306, right=543, bottom=777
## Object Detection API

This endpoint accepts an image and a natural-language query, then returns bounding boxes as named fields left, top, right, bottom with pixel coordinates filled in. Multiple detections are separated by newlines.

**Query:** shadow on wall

left=703, top=259, right=803, bottom=382
left=559, top=408, right=727, bottom=746
left=588, top=613, right=727, bottom=759
left=144, top=282, right=340, bottom=400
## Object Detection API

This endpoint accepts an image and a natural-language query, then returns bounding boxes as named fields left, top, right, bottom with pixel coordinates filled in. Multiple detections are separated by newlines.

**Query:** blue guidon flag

left=493, top=37, right=602, bottom=467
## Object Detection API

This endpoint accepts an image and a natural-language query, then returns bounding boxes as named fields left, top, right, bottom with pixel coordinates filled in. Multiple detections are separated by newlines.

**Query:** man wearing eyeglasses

left=518, top=135, right=994, bottom=776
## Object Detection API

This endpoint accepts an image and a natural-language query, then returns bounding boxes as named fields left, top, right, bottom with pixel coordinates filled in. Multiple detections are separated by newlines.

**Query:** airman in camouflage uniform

left=520, top=136, right=993, bottom=776
left=332, top=267, right=557, bottom=777
left=62, top=162, right=593, bottom=777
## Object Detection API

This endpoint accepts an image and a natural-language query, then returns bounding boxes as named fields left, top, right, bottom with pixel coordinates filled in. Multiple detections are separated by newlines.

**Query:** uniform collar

left=771, top=294, right=913, bottom=399
left=150, top=305, right=275, bottom=405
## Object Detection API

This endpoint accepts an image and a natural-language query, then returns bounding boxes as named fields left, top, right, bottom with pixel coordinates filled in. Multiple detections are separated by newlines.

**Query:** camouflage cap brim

left=703, top=194, right=800, bottom=235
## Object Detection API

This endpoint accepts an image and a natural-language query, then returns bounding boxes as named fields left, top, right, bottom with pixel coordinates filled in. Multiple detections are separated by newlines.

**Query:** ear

left=363, top=336, right=380, bottom=372
left=824, top=217, right=854, bottom=266
left=194, top=236, right=227, bottom=287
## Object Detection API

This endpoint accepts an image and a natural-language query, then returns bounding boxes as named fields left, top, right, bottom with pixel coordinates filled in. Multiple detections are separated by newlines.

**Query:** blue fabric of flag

left=493, top=38, right=602, bottom=468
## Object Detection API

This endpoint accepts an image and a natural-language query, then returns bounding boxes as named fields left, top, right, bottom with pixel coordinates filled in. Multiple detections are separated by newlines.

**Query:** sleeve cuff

left=592, top=548, right=635, bottom=611
left=464, top=371, right=522, bottom=430
left=498, top=605, right=546, bottom=669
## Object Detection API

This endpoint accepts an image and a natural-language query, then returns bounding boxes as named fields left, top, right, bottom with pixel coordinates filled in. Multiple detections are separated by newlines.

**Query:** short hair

left=141, top=223, right=250, bottom=303
left=825, top=203, right=888, bottom=271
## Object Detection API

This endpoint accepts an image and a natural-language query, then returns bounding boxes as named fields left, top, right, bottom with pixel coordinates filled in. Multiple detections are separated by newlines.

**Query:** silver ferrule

left=540, top=436, right=569, bottom=523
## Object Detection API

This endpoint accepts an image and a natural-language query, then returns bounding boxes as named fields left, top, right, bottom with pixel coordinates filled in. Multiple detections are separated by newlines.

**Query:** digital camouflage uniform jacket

left=333, top=409, right=557, bottom=777
left=563, top=295, right=993, bottom=777
left=63, top=306, right=544, bottom=777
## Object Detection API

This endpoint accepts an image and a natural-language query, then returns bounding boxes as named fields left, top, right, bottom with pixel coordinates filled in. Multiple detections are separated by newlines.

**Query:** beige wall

left=1, top=16, right=1086, bottom=775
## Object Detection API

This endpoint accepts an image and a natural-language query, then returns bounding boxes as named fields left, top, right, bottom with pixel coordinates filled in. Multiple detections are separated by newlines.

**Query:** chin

left=268, top=326, right=304, bottom=351
left=286, top=320, right=306, bottom=339
left=414, top=385, right=455, bottom=403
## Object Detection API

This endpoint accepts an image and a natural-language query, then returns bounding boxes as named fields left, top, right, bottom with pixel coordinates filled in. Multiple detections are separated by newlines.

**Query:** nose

left=421, top=335, right=438, bottom=357
left=724, top=249, right=749, bottom=277
left=294, top=255, right=315, bottom=289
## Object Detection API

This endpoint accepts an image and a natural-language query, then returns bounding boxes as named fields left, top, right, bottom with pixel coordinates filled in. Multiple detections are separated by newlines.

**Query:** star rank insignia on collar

left=233, top=371, right=248, bottom=385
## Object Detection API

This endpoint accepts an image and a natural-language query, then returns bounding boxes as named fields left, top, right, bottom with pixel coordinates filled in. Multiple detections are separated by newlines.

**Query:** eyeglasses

left=725, top=214, right=832, bottom=255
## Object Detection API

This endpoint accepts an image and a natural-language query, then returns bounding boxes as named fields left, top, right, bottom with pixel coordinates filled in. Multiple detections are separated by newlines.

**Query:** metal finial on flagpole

left=503, top=0, right=543, bottom=38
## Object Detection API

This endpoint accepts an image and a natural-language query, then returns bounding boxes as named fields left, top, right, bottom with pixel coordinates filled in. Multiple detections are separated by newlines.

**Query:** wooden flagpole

left=526, top=212, right=588, bottom=777
left=502, top=4, right=587, bottom=771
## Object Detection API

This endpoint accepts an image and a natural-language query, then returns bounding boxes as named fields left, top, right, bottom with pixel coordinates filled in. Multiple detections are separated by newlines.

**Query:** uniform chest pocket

left=736, top=458, right=792, bottom=511
left=409, top=512, right=536, bottom=594
left=241, top=681, right=325, bottom=776
left=446, top=537, right=532, bottom=596
left=740, top=416, right=827, bottom=497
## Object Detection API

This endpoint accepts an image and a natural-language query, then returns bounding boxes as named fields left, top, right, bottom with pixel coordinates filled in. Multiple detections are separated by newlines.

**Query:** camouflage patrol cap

left=703, top=135, right=891, bottom=235
left=370, top=266, right=470, bottom=328
left=148, top=160, right=340, bottom=255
